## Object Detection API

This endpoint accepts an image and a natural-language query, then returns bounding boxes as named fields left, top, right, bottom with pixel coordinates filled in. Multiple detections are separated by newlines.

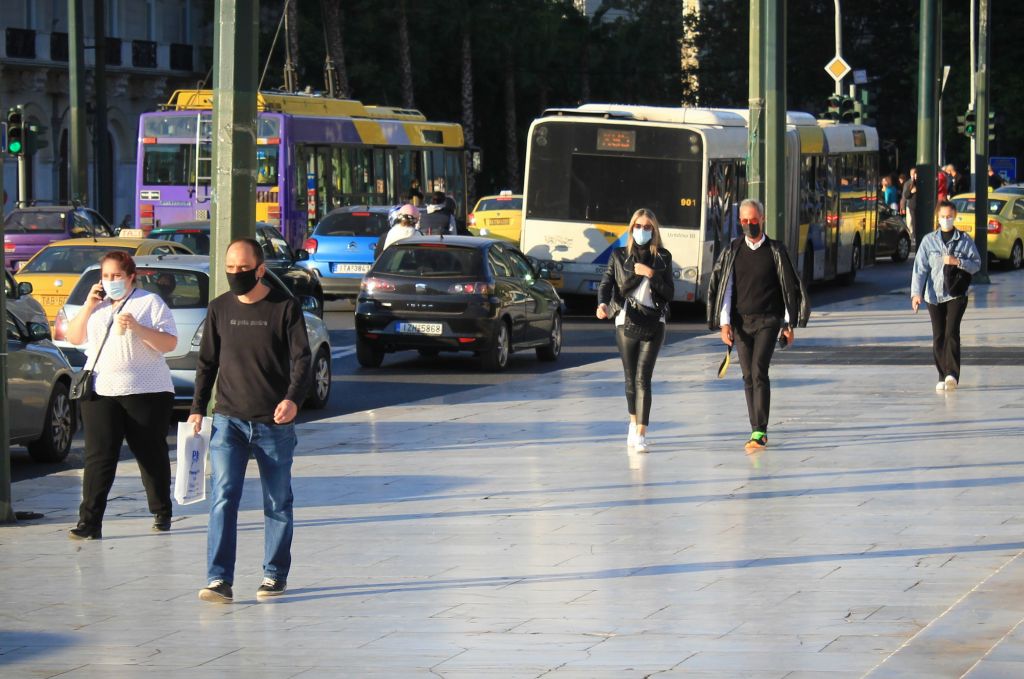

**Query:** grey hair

left=739, top=198, right=765, bottom=218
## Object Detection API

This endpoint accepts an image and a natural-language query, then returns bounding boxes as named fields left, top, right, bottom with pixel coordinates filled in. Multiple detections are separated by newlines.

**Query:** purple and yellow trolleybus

left=135, top=89, right=469, bottom=249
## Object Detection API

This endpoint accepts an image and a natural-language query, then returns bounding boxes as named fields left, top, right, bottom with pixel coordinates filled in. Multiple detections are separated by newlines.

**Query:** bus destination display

left=596, top=129, right=636, bottom=152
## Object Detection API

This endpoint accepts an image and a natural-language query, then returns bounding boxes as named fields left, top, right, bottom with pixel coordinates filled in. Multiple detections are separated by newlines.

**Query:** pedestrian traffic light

left=838, top=96, right=858, bottom=123
left=987, top=111, right=996, bottom=142
left=956, top=114, right=967, bottom=136
left=6, top=107, right=24, bottom=155
left=963, top=110, right=977, bottom=138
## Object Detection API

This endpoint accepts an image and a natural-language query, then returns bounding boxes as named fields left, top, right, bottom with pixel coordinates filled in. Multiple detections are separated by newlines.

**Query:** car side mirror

left=17, top=281, right=33, bottom=296
left=296, top=249, right=310, bottom=261
left=27, top=321, right=51, bottom=342
left=299, top=295, right=320, bottom=314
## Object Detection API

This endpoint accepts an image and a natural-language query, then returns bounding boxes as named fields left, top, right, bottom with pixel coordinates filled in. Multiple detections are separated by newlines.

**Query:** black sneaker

left=68, top=524, right=102, bottom=540
left=256, top=577, right=287, bottom=599
left=152, top=514, right=172, bottom=532
left=198, top=580, right=233, bottom=603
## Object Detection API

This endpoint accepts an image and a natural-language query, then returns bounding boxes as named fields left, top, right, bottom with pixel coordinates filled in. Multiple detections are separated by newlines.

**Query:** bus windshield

left=526, top=122, right=704, bottom=227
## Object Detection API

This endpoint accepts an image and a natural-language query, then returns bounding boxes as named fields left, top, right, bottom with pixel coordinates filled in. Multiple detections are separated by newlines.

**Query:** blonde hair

left=626, top=208, right=662, bottom=257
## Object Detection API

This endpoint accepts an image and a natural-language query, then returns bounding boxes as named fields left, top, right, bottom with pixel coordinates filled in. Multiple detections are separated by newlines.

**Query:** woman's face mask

left=938, top=216, right=956, bottom=231
left=633, top=226, right=653, bottom=246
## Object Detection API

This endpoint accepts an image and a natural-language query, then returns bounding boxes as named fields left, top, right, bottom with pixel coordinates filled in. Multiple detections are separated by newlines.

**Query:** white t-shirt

left=615, top=277, right=665, bottom=327
left=85, top=289, right=177, bottom=396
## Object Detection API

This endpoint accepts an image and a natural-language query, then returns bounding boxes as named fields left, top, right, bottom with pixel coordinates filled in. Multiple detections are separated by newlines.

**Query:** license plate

left=587, top=280, right=601, bottom=291
left=333, top=263, right=370, bottom=274
left=487, top=218, right=510, bottom=226
left=396, top=322, right=442, bottom=335
left=43, top=295, right=67, bottom=307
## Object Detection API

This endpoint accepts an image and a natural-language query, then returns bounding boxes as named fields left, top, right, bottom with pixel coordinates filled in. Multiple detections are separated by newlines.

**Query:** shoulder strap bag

left=70, top=289, right=137, bottom=401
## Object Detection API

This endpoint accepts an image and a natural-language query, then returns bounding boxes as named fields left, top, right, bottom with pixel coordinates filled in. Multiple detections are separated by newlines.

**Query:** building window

left=170, top=44, right=193, bottom=71
left=105, top=37, right=122, bottom=66
left=5, top=28, right=36, bottom=59
left=50, top=32, right=69, bottom=61
left=132, top=39, right=157, bottom=68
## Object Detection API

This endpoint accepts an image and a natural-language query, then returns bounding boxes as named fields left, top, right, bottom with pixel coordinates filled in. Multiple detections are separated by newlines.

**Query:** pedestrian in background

left=988, top=165, right=1005, bottom=190
left=902, top=167, right=918, bottom=232
left=65, top=251, right=178, bottom=539
left=947, top=164, right=969, bottom=197
left=596, top=208, right=674, bottom=453
left=937, top=169, right=949, bottom=203
left=419, top=191, right=456, bottom=236
left=379, top=203, right=421, bottom=253
left=881, top=175, right=899, bottom=211
left=191, top=239, right=311, bottom=604
left=707, top=199, right=809, bottom=451
left=911, top=200, right=981, bottom=392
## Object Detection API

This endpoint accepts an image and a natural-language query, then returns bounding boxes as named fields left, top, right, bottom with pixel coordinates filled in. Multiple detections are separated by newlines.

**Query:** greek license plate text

left=396, top=322, right=442, bottom=335
left=333, top=263, right=371, bottom=274
left=487, top=218, right=510, bottom=225
left=43, top=295, right=67, bottom=307
left=587, top=280, right=601, bottom=291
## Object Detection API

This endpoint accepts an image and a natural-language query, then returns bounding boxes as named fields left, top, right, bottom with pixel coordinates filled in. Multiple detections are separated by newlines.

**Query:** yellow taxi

left=15, top=237, right=194, bottom=322
left=950, top=192, right=1024, bottom=270
left=468, top=191, right=523, bottom=243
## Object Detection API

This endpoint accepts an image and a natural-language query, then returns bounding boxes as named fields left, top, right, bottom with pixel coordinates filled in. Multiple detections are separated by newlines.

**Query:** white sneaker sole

left=198, top=588, right=232, bottom=604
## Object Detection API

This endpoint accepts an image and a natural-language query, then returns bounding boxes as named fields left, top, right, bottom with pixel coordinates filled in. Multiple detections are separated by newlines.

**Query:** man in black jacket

left=706, top=199, right=810, bottom=451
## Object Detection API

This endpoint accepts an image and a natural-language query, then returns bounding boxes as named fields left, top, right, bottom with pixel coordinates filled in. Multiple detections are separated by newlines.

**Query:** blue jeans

left=207, top=414, right=297, bottom=584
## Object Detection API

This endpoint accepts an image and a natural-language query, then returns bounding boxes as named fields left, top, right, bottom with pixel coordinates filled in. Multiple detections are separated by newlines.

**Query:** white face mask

left=938, top=216, right=955, bottom=231
left=632, top=228, right=653, bottom=246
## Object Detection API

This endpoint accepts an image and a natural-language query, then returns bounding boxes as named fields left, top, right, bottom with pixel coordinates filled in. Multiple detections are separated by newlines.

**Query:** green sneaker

left=744, top=431, right=768, bottom=451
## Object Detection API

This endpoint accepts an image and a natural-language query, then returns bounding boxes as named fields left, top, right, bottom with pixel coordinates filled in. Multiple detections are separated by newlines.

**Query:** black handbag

left=944, top=264, right=972, bottom=297
left=70, top=290, right=135, bottom=401
left=622, top=297, right=662, bottom=340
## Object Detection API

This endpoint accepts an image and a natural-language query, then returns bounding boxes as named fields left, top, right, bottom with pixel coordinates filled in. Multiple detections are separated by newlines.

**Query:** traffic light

left=821, top=94, right=843, bottom=121
left=26, top=123, right=48, bottom=154
left=838, top=96, right=859, bottom=123
left=6, top=106, right=24, bottom=155
left=956, top=113, right=967, bottom=136
left=859, top=89, right=876, bottom=127
left=987, top=111, right=996, bottom=141
left=964, top=110, right=977, bottom=138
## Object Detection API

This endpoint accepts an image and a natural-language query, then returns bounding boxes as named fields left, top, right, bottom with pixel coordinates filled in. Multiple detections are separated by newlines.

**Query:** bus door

left=824, top=157, right=841, bottom=279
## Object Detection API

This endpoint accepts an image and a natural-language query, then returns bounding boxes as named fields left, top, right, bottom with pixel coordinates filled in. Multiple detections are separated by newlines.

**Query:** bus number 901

left=679, top=198, right=698, bottom=207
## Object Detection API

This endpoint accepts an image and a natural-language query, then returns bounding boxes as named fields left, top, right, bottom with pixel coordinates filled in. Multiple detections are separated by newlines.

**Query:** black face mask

left=226, top=269, right=260, bottom=296
left=742, top=222, right=762, bottom=239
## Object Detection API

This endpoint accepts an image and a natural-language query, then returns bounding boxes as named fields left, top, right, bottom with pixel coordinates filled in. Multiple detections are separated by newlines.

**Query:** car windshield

left=475, top=197, right=523, bottom=211
left=68, top=268, right=209, bottom=309
left=4, top=211, right=65, bottom=233
left=952, top=198, right=1005, bottom=214
left=152, top=230, right=211, bottom=255
left=21, top=246, right=135, bottom=274
left=374, top=244, right=481, bottom=278
left=314, top=211, right=391, bottom=237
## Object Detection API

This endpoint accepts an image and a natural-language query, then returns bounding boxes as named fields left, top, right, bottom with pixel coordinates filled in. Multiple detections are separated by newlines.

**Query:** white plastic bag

left=174, top=417, right=212, bottom=505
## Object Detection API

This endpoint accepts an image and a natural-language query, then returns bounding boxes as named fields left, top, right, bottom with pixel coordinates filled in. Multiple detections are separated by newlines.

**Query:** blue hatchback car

left=300, top=206, right=393, bottom=300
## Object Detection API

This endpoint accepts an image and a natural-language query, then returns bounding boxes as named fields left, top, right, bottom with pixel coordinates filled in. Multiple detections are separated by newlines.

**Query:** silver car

left=5, top=283, right=77, bottom=463
left=54, top=255, right=333, bottom=410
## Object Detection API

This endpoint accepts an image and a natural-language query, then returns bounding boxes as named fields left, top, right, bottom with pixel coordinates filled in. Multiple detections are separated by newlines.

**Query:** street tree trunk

left=320, top=0, right=352, bottom=98
left=461, top=29, right=476, bottom=199
left=503, top=45, right=519, bottom=191
left=285, top=0, right=300, bottom=90
left=397, top=0, right=415, bottom=108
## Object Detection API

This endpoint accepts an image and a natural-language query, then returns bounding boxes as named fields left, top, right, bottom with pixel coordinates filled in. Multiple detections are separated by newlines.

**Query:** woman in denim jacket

left=910, top=200, right=981, bottom=391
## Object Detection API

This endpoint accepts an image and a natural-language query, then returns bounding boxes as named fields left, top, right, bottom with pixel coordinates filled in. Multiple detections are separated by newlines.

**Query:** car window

left=150, top=245, right=175, bottom=255
left=504, top=249, right=535, bottom=281
left=953, top=197, right=1006, bottom=214
left=475, top=197, right=523, bottom=211
left=375, top=244, right=481, bottom=278
left=258, top=228, right=293, bottom=260
left=157, top=231, right=210, bottom=255
left=84, top=209, right=114, bottom=236
left=20, top=246, right=134, bottom=274
left=487, top=248, right=513, bottom=278
left=4, top=211, right=65, bottom=233
left=314, top=211, right=391, bottom=237
left=1013, top=201, right=1024, bottom=220
left=69, top=268, right=208, bottom=309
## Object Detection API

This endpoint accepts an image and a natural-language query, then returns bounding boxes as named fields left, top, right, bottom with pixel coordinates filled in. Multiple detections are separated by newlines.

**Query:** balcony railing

left=5, top=28, right=36, bottom=59
left=131, top=39, right=157, bottom=68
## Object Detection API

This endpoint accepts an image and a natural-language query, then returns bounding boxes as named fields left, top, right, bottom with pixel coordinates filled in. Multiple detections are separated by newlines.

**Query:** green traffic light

left=8, top=140, right=22, bottom=154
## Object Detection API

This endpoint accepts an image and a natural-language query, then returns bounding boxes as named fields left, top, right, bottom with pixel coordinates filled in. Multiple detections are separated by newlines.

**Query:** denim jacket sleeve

left=954, top=233, right=981, bottom=274
left=910, top=235, right=932, bottom=299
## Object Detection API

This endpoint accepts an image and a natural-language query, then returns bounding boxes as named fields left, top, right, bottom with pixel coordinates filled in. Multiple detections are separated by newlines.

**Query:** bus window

left=372, top=149, right=389, bottom=202
left=143, top=144, right=196, bottom=186
left=396, top=150, right=423, bottom=204
left=445, top=149, right=466, bottom=216
left=257, top=146, right=279, bottom=187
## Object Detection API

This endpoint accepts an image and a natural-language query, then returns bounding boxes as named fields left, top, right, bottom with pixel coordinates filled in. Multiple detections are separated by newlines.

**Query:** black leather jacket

left=598, top=246, right=674, bottom=317
left=706, top=236, right=810, bottom=330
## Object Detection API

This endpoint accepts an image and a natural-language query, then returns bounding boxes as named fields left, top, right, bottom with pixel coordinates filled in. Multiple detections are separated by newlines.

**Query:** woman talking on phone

left=596, top=208, right=674, bottom=453
left=64, top=251, right=178, bottom=540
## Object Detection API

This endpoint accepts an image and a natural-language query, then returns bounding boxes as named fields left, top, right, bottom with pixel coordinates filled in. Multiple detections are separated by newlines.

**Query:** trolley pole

left=764, top=0, right=786, bottom=242
left=972, top=0, right=990, bottom=283
left=68, top=0, right=88, bottom=205
left=210, top=0, right=259, bottom=300
left=747, top=0, right=765, bottom=205
left=913, top=0, right=941, bottom=247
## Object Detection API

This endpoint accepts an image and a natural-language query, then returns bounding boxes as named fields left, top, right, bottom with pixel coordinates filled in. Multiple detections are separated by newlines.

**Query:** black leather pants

left=615, top=324, right=665, bottom=426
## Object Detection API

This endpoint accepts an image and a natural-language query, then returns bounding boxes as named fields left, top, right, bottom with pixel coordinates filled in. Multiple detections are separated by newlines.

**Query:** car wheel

left=893, top=233, right=911, bottom=263
left=481, top=320, right=511, bottom=372
left=356, top=336, right=384, bottom=368
left=1011, top=240, right=1024, bottom=270
left=536, top=313, right=562, bottom=361
left=305, top=347, right=332, bottom=409
left=27, top=381, right=74, bottom=463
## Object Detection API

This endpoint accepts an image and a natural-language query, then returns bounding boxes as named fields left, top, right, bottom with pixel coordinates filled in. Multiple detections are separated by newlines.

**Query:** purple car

left=3, top=206, right=115, bottom=273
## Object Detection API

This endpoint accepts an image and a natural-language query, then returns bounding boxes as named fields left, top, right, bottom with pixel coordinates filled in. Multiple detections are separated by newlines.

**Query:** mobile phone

left=778, top=332, right=789, bottom=349
left=96, top=287, right=106, bottom=299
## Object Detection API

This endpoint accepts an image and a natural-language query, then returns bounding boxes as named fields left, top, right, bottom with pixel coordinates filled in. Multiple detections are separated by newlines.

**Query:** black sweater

left=734, top=242, right=784, bottom=316
left=191, top=287, right=312, bottom=424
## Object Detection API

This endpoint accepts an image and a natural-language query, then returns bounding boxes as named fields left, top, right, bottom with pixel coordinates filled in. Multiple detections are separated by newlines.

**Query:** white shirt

left=382, top=225, right=420, bottom=251
left=719, top=236, right=790, bottom=327
left=85, top=289, right=177, bottom=396
left=615, top=276, right=666, bottom=327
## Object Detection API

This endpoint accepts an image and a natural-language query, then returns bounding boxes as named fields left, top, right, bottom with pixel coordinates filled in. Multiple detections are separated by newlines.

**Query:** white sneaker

left=944, top=375, right=958, bottom=390
left=935, top=381, right=946, bottom=392
left=627, top=423, right=638, bottom=448
left=634, top=435, right=650, bottom=453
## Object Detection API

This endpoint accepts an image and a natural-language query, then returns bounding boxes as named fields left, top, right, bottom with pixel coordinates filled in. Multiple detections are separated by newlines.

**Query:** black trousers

left=78, top=392, right=174, bottom=528
left=615, top=324, right=665, bottom=426
left=927, top=296, right=968, bottom=380
left=734, top=313, right=782, bottom=434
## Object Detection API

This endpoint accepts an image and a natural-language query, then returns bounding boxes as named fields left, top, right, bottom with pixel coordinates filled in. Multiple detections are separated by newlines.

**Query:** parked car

left=875, top=206, right=913, bottom=262
left=467, top=191, right=523, bottom=244
left=354, top=236, right=563, bottom=371
left=54, top=255, right=333, bottom=410
left=3, top=205, right=115, bottom=273
left=993, top=184, right=1024, bottom=196
left=5, top=305, right=77, bottom=463
left=951, top=192, right=1024, bottom=270
left=14, top=237, right=193, bottom=323
left=149, top=221, right=324, bottom=315
left=5, top=269, right=48, bottom=327
left=299, top=206, right=393, bottom=300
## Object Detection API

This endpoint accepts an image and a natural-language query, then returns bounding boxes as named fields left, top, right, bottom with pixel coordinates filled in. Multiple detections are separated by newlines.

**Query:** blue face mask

left=633, top=228, right=653, bottom=246
left=102, top=279, right=128, bottom=300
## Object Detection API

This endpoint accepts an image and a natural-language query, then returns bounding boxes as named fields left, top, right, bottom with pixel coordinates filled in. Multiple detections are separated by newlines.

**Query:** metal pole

left=17, top=155, right=27, bottom=207
left=0, top=208, right=15, bottom=523
left=969, top=0, right=977, bottom=191
left=68, top=0, right=88, bottom=205
left=765, top=0, right=786, bottom=242
left=211, top=0, right=259, bottom=301
left=833, top=0, right=842, bottom=95
left=747, top=0, right=765, bottom=204
left=973, top=0, right=990, bottom=283
left=94, top=0, right=111, bottom=221
left=914, top=0, right=939, bottom=246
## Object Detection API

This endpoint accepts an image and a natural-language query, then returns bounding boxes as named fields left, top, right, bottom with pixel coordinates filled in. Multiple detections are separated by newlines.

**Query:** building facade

left=1, top=0, right=211, bottom=225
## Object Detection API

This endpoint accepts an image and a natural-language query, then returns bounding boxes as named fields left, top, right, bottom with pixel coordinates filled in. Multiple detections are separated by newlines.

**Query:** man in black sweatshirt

left=189, top=238, right=311, bottom=603
left=706, top=199, right=809, bottom=451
